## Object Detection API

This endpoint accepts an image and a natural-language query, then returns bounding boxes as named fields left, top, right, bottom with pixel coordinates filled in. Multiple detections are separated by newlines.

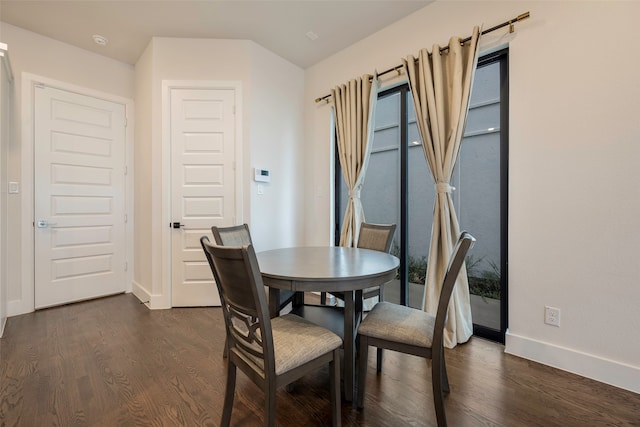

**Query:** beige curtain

left=332, top=74, right=380, bottom=247
left=402, top=27, right=481, bottom=348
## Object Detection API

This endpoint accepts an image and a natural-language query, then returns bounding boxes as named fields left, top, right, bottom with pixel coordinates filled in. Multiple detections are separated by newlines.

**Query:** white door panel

left=171, top=88, right=236, bottom=307
left=34, top=86, right=126, bottom=309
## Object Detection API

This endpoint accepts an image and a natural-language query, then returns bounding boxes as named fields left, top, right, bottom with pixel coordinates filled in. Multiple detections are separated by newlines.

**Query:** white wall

left=133, top=40, right=154, bottom=305
left=0, top=43, right=12, bottom=337
left=0, top=23, right=305, bottom=314
left=505, top=1, right=640, bottom=393
left=248, top=43, right=305, bottom=250
left=303, top=1, right=640, bottom=393
left=133, top=37, right=305, bottom=307
left=0, top=23, right=135, bottom=316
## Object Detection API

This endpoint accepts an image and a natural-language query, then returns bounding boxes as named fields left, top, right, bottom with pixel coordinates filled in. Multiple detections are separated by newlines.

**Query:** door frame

left=160, top=80, right=243, bottom=309
left=16, top=73, right=134, bottom=315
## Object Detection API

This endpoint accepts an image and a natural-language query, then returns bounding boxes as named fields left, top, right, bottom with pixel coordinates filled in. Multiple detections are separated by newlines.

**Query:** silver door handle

left=37, top=220, right=57, bottom=228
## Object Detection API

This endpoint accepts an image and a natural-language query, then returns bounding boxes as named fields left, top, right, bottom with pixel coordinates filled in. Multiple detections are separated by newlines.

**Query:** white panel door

left=170, top=88, right=236, bottom=307
left=34, top=86, right=126, bottom=309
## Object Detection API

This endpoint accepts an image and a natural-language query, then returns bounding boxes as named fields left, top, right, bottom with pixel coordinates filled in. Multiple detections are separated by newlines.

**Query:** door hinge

left=124, top=214, right=128, bottom=223
left=124, top=262, right=128, bottom=272
left=124, top=117, right=128, bottom=127
left=124, top=166, right=128, bottom=175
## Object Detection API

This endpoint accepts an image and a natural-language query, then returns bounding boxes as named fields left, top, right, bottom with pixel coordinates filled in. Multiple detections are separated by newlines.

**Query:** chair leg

left=265, top=380, right=276, bottom=427
left=441, top=348, right=450, bottom=395
left=375, top=288, right=384, bottom=372
left=356, top=335, right=369, bottom=408
left=330, top=348, right=341, bottom=427
left=221, top=362, right=236, bottom=427
left=223, top=337, right=228, bottom=359
left=431, top=348, right=448, bottom=427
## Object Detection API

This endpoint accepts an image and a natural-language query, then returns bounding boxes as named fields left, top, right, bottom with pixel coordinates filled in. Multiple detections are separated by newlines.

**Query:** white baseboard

left=505, top=331, right=640, bottom=394
left=148, top=294, right=171, bottom=309
left=131, top=280, right=151, bottom=306
left=7, top=298, right=32, bottom=317
left=131, top=280, right=170, bottom=310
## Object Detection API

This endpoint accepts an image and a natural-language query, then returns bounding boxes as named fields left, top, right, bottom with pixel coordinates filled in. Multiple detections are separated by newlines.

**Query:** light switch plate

left=8, top=182, right=19, bottom=194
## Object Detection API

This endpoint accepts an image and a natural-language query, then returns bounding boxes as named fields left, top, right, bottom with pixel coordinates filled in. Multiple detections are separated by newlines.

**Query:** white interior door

left=170, top=88, right=236, bottom=307
left=34, top=85, right=126, bottom=309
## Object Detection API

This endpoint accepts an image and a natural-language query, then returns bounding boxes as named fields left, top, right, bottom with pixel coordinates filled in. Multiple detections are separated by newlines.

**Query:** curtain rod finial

left=517, top=12, right=530, bottom=21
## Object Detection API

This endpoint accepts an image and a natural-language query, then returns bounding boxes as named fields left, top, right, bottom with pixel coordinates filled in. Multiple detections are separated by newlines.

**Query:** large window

left=335, top=49, right=508, bottom=342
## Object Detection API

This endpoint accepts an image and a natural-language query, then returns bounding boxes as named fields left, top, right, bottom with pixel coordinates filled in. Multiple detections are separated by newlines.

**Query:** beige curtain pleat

left=402, top=26, right=481, bottom=348
left=332, top=75, right=379, bottom=247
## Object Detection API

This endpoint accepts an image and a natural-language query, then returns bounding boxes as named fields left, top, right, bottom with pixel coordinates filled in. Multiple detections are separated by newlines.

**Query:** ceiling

left=0, top=0, right=432, bottom=68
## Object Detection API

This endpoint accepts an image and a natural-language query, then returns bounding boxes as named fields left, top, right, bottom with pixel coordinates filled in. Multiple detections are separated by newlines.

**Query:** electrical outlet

left=544, top=306, right=560, bottom=327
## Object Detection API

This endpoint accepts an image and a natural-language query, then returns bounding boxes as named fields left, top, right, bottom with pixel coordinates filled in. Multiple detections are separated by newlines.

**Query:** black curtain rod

left=315, top=11, right=530, bottom=103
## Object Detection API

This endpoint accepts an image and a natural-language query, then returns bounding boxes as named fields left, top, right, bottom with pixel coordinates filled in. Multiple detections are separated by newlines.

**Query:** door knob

left=172, top=222, right=184, bottom=229
left=37, top=220, right=57, bottom=228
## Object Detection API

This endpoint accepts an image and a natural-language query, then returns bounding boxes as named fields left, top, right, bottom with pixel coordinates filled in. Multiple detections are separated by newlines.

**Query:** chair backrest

left=357, top=223, right=396, bottom=253
left=432, top=231, right=475, bottom=350
left=200, top=236, right=275, bottom=374
left=212, top=224, right=253, bottom=247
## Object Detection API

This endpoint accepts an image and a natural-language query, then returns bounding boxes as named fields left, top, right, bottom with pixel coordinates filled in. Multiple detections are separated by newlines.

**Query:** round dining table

left=256, top=246, right=399, bottom=402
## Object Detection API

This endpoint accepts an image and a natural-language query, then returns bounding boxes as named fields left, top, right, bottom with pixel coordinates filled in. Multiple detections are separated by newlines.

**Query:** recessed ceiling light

left=305, top=31, right=319, bottom=41
left=92, top=34, right=108, bottom=46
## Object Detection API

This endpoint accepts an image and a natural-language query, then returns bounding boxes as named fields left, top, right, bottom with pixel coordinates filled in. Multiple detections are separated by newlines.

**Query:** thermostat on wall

left=254, top=167, right=271, bottom=183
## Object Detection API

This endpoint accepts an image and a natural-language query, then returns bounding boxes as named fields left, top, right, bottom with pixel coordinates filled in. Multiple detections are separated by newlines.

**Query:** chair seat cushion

left=271, top=314, right=342, bottom=375
left=358, top=301, right=435, bottom=348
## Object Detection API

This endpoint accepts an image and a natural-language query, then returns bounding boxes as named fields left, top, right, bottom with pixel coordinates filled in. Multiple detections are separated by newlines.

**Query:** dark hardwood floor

left=1, top=293, right=638, bottom=426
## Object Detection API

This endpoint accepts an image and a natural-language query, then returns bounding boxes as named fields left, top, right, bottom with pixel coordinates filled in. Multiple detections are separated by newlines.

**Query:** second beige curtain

left=332, top=74, right=380, bottom=247
left=402, top=26, right=481, bottom=348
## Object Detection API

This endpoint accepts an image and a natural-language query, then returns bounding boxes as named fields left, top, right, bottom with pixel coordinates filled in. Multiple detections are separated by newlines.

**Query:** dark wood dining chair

left=321, top=222, right=396, bottom=371
left=211, top=223, right=253, bottom=247
left=356, top=231, right=475, bottom=427
left=212, top=224, right=297, bottom=314
left=200, top=236, right=342, bottom=427
left=321, top=222, right=396, bottom=305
